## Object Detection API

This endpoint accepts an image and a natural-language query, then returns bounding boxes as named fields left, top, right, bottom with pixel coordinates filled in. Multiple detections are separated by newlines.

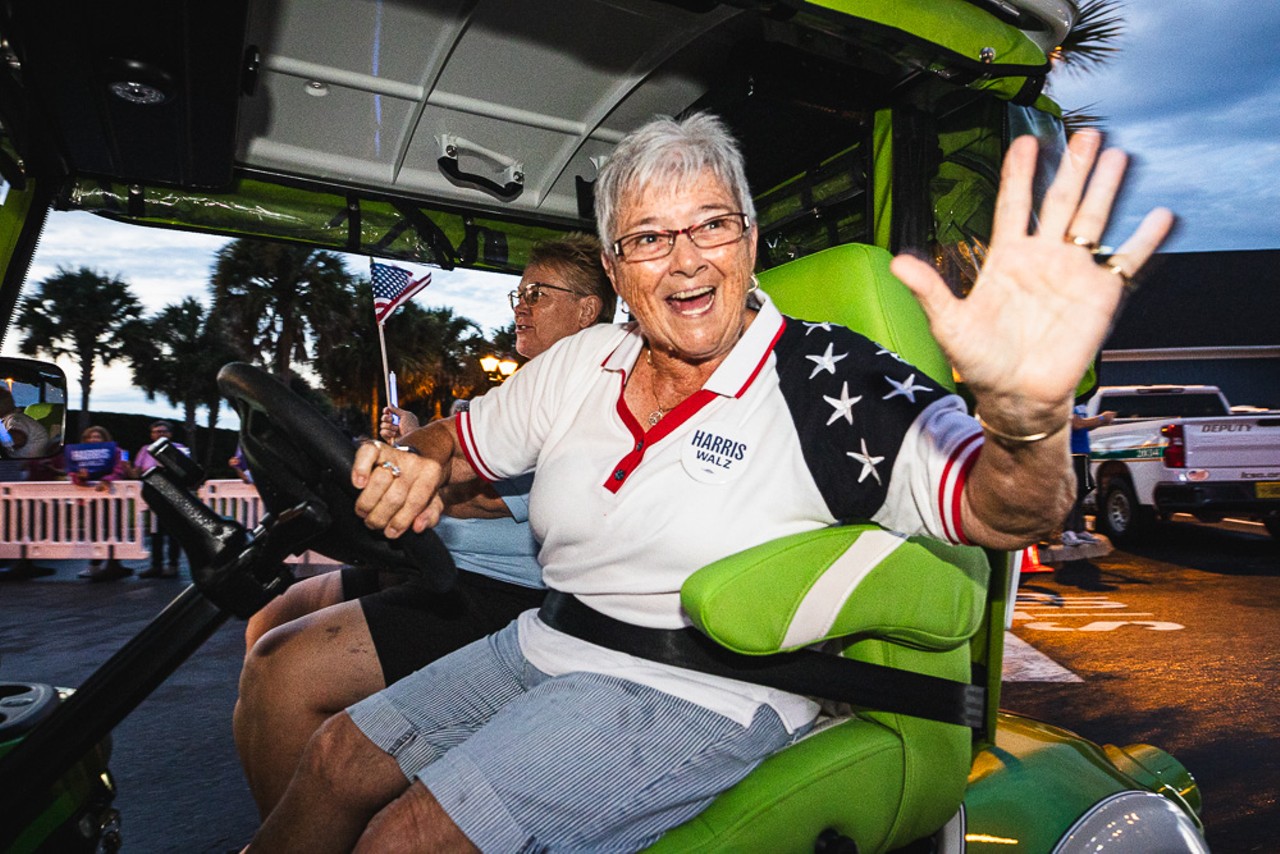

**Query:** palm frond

left=1062, top=104, right=1107, bottom=135
left=1051, top=0, right=1126, bottom=75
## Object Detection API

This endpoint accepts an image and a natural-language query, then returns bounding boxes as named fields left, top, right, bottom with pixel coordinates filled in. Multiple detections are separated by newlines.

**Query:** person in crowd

left=233, top=234, right=616, bottom=817
left=1061, top=402, right=1117, bottom=545
left=229, top=444, right=254, bottom=484
left=70, top=425, right=134, bottom=582
left=0, top=387, right=50, bottom=459
left=247, top=114, right=1173, bottom=852
left=132, top=420, right=188, bottom=578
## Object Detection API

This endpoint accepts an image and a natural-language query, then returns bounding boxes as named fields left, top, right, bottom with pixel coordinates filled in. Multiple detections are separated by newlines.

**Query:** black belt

left=538, top=591, right=986, bottom=729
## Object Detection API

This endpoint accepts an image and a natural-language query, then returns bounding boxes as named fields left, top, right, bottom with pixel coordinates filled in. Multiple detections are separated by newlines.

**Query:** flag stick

left=377, top=318, right=392, bottom=417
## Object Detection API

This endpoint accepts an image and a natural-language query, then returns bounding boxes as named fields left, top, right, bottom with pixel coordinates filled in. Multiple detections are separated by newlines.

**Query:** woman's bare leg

left=248, top=712, right=409, bottom=853
left=355, top=781, right=480, bottom=854
left=234, top=599, right=386, bottom=817
left=243, top=570, right=348, bottom=653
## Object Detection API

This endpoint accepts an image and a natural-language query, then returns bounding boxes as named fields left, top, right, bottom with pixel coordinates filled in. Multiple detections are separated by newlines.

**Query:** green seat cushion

left=648, top=657, right=972, bottom=854
left=649, top=716, right=907, bottom=853
left=682, top=525, right=990, bottom=654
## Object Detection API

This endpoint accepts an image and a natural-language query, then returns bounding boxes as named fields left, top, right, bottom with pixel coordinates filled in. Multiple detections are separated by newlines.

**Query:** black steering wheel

left=216, top=362, right=457, bottom=591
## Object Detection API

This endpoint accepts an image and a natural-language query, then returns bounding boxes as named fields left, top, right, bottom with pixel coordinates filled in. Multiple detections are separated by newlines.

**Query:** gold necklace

left=645, top=347, right=678, bottom=427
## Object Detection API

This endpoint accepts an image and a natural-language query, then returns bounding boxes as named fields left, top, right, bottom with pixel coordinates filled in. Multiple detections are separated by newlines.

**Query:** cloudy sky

left=4, top=0, right=1276, bottom=424
left=1045, top=0, right=1279, bottom=253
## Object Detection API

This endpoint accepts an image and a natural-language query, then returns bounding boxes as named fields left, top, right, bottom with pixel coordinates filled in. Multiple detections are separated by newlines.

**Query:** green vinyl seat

left=647, top=244, right=992, bottom=853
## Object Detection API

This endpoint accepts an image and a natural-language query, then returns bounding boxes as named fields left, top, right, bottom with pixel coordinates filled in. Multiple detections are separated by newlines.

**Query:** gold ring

left=1105, top=260, right=1135, bottom=292
left=380, top=460, right=402, bottom=478
left=1067, top=234, right=1101, bottom=254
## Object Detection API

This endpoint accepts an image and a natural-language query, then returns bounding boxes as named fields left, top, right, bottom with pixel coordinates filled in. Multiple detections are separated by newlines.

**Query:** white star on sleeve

left=806, top=342, right=849, bottom=379
left=823, top=381, right=863, bottom=426
left=882, top=372, right=932, bottom=403
left=847, top=438, right=884, bottom=484
left=876, top=347, right=908, bottom=363
left=803, top=321, right=832, bottom=335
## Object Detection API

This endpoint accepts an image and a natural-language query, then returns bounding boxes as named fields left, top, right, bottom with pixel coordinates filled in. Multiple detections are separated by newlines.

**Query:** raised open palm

left=891, top=131, right=1174, bottom=423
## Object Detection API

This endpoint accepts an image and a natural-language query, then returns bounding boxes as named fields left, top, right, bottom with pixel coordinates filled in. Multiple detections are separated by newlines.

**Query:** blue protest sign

left=65, top=442, right=118, bottom=479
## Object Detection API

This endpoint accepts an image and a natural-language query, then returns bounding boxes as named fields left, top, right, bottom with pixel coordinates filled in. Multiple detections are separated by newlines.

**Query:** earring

left=747, top=274, right=761, bottom=300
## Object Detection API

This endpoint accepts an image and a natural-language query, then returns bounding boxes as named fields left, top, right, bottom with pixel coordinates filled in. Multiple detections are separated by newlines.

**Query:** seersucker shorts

left=348, top=619, right=795, bottom=852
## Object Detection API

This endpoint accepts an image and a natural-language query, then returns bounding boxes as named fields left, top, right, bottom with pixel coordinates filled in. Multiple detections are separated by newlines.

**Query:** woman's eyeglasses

left=508, top=282, right=581, bottom=309
left=612, top=212, right=750, bottom=262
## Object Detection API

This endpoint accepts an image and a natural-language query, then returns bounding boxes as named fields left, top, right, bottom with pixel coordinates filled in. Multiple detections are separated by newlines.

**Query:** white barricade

left=1, top=481, right=149, bottom=561
left=0, top=479, right=341, bottom=568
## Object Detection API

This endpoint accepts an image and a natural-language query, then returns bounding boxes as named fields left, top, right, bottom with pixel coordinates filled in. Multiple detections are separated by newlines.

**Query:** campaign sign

left=66, top=442, right=118, bottom=479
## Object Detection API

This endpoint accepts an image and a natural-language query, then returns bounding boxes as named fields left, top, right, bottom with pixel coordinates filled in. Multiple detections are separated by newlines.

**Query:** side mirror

left=0, top=357, right=68, bottom=464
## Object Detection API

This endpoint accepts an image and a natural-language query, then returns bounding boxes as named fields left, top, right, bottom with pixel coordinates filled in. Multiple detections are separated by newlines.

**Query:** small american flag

left=371, top=261, right=432, bottom=323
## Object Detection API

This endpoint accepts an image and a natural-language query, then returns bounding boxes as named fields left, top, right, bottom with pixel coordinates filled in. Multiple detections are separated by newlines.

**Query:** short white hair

left=594, top=113, right=755, bottom=256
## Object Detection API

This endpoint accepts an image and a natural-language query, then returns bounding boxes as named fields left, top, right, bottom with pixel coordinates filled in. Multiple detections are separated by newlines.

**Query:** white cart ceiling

left=239, top=0, right=756, bottom=223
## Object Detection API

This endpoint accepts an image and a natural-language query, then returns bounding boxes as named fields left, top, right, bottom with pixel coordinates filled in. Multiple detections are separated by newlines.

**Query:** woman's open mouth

left=665, top=285, right=716, bottom=316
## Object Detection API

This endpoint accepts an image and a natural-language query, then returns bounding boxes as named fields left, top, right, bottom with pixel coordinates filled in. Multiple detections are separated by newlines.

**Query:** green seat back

left=757, top=243, right=954, bottom=391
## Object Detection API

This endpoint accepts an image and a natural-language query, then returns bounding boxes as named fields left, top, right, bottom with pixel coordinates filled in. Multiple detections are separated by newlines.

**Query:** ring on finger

left=1066, top=234, right=1101, bottom=254
left=1105, top=260, right=1136, bottom=292
left=381, top=460, right=402, bottom=478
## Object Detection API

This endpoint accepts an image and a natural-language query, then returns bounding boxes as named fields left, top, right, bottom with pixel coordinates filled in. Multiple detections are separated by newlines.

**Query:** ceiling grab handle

left=437, top=134, right=524, bottom=201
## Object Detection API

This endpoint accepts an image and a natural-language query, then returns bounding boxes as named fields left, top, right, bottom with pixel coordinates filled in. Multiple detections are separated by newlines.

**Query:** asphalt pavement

left=1005, top=519, right=1279, bottom=854
left=1, top=559, right=257, bottom=852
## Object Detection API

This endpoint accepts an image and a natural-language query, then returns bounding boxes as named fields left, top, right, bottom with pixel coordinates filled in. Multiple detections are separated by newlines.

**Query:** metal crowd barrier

left=0, top=479, right=340, bottom=569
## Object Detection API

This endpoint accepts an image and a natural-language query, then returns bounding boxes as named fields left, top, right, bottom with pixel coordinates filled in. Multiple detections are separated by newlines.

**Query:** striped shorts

left=348, top=620, right=794, bottom=852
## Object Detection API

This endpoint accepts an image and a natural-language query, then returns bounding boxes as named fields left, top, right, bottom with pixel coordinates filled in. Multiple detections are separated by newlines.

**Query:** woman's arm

left=440, top=479, right=513, bottom=519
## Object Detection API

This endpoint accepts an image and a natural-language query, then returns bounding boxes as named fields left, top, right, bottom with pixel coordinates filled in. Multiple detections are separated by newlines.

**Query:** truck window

left=1102, top=392, right=1229, bottom=419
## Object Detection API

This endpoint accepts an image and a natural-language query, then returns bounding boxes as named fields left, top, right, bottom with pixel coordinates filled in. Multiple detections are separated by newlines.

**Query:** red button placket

left=603, top=388, right=717, bottom=493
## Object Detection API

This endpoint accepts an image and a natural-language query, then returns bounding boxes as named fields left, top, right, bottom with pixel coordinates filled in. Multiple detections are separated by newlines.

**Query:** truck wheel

left=1097, top=478, right=1149, bottom=544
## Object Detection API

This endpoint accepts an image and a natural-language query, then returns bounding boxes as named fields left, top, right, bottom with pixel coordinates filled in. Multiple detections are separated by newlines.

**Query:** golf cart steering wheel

left=216, top=362, right=457, bottom=591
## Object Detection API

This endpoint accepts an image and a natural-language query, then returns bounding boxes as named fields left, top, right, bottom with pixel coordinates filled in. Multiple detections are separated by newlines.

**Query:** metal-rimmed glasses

left=611, top=212, right=750, bottom=262
left=507, top=282, right=581, bottom=310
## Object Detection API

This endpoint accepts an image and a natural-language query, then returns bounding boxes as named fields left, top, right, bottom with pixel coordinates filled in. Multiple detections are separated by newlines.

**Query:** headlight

left=1052, top=791, right=1208, bottom=854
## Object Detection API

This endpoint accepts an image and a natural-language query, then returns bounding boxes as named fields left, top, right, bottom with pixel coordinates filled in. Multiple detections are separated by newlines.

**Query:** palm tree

left=490, top=321, right=520, bottom=359
left=313, top=289, right=429, bottom=434
left=16, top=266, right=143, bottom=433
left=1050, top=0, right=1127, bottom=133
left=412, top=306, right=489, bottom=418
left=209, top=239, right=356, bottom=382
left=123, top=297, right=241, bottom=466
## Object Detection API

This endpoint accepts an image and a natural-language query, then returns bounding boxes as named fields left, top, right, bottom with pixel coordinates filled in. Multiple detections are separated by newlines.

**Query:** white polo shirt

left=457, top=293, right=982, bottom=730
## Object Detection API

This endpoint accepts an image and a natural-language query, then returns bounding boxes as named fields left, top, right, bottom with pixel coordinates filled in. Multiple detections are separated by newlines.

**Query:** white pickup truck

left=1084, top=385, right=1280, bottom=542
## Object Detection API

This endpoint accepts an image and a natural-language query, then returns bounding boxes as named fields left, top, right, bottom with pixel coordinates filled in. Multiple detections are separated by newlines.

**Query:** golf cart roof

left=0, top=0, right=1072, bottom=290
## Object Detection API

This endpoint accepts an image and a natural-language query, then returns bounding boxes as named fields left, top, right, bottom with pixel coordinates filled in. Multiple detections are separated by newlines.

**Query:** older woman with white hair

left=248, top=113, right=1172, bottom=852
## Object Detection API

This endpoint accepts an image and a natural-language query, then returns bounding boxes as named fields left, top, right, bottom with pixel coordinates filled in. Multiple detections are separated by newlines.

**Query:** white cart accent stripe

left=1001, top=633, right=1082, bottom=682
left=780, top=530, right=906, bottom=648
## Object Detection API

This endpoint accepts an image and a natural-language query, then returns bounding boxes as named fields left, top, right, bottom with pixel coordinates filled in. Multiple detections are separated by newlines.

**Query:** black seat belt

left=538, top=591, right=986, bottom=729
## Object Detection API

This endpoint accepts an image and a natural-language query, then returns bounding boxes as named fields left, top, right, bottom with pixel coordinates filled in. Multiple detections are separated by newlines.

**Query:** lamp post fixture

left=479, top=354, right=519, bottom=383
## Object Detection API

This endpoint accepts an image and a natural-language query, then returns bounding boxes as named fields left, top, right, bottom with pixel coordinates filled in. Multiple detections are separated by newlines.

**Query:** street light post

left=479, top=354, right=519, bottom=384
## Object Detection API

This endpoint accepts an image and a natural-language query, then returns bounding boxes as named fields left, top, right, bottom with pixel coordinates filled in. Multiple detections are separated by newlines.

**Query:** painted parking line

left=1013, top=592, right=1185, bottom=633
left=1002, top=632, right=1082, bottom=683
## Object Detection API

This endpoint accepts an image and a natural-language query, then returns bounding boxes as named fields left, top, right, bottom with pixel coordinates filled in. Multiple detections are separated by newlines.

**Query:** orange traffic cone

left=1020, top=544, right=1052, bottom=574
